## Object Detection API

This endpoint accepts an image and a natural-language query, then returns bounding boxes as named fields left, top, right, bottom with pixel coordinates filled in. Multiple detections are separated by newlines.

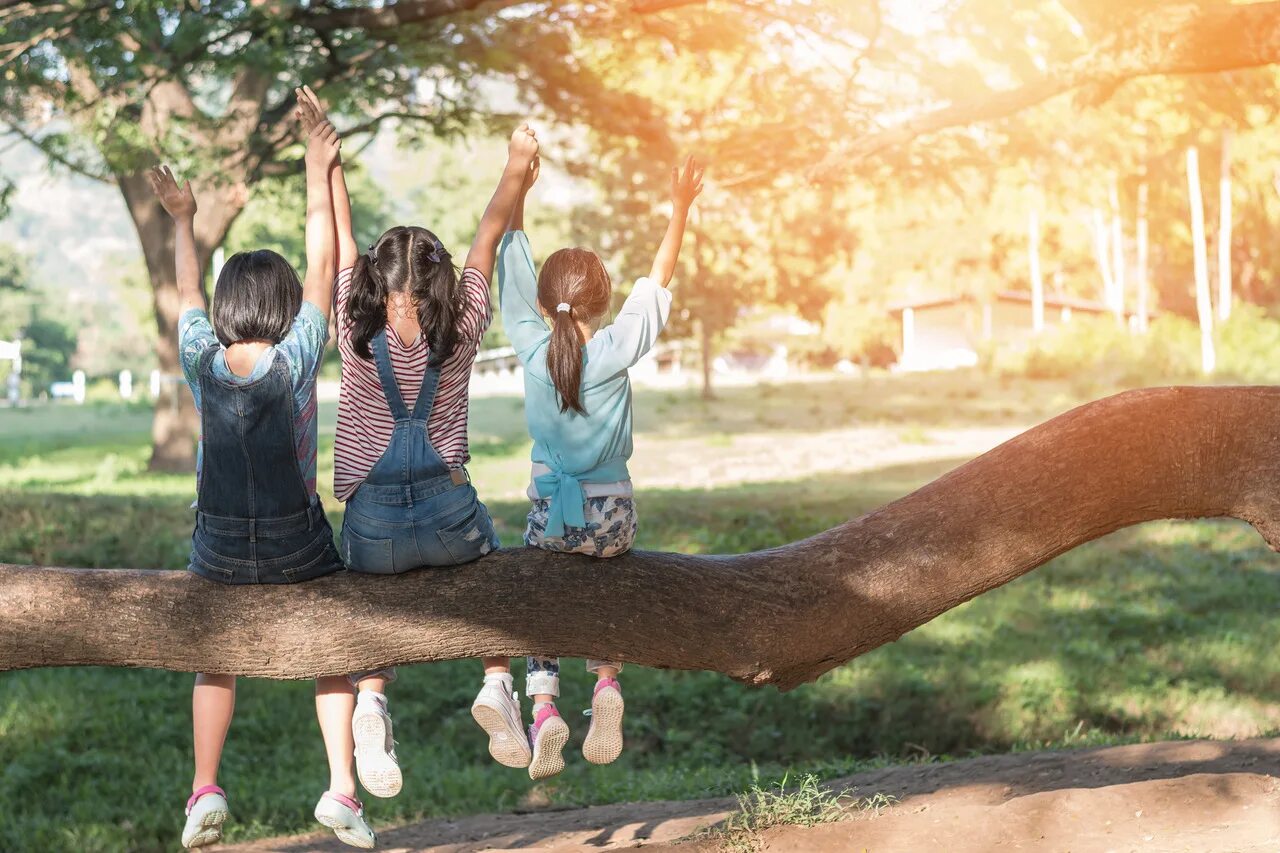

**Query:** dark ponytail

left=538, top=248, right=612, bottom=415
left=348, top=225, right=460, bottom=364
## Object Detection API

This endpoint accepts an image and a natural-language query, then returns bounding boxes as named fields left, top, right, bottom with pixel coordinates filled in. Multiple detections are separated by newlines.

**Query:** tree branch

left=295, top=0, right=521, bottom=31
left=4, top=386, right=1280, bottom=690
left=814, top=1, right=1280, bottom=177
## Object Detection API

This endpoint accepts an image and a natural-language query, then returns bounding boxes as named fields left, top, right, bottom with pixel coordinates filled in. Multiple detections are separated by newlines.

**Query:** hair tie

left=365, top=245, right=378, bottom=265
left=426, top=236, right=448, bottom=264
left=556, top=302, right=571, bottom=313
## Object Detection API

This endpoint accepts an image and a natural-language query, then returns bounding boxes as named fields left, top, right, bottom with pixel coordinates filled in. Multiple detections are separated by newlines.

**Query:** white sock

left=357, top=689, right=387, bottom=707
left=484, top=672, right=514, bottom=692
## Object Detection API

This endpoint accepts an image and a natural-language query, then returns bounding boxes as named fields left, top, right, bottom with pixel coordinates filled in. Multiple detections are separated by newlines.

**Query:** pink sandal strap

left=594, top=677, right=621, bottom=697
left=324, top=791, right=363, bottom=814
left=186, top=784, right=226, bottom=815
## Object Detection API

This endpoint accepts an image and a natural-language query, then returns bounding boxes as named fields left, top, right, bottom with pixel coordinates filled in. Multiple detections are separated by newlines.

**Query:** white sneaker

left=528, top=704, right=570, bottom=781
left=314, top=791, right=376, bottom=849
left=470, top=679, right=532, bottom=768
left=583, top=678, right=625, bottom=765
left=181, top=786, right=229, bottom=849
left=353, top=695, right=402, bottom=798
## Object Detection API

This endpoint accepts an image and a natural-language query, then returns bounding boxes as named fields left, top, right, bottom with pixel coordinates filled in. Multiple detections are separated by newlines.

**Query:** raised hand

left=294, top=85, right=327, bottom=135
left=305, top=120, right=341, bottom=172
left=509, top=123, right=539, bottom=169
left=523, top=155, right=541, bottom=194
left=671, top=155, right=705, bottom=211
left=147, top=165, right=197, bottom=220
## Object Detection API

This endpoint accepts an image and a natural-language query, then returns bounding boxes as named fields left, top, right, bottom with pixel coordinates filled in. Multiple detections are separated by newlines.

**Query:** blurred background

left=5, top=1, right=1280, bottom=850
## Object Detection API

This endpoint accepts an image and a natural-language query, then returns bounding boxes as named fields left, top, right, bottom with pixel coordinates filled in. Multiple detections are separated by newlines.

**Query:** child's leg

left=583, top=660, right=625, bottom=766
left=350, top=669, right=401, bottom=798
left=525, top=656, right=569, bottom=781
left=315, top=676, right=357, bottom=798
left=192, top=673, right=235, bottom=791
left=185, top=674, right=234, bottom=848
left=471, top=658, right=531, bottom=768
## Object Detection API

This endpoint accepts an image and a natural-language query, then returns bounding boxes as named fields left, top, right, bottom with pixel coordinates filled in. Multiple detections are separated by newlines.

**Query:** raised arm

left=295, top=89, right=342, bottom=319
left=297, top=86, right=359, bottom=273
left=649, top=155, right=705, bottom=288
left=147, top=166, right=205, bottom=314
left=465, top=123, right=539, bottom=280
left=508, top=155, right=538, bottom=233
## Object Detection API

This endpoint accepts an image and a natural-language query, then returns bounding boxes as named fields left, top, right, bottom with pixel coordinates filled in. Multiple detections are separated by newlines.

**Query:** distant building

left=888, top=291, right=1147, bottom=372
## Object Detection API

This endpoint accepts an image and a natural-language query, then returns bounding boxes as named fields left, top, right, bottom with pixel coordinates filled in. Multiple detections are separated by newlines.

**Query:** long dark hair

left=348, top=226, right=460, bottom=364
left=537, top=248, right=612, bottom=415
left=210, top=250, right=303, bottom=347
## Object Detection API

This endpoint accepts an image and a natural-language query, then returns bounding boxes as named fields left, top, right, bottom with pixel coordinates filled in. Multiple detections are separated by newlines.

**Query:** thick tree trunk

left=117, top=174, right=245, bottom=472
left=5, top=386, right=1280, bottom=690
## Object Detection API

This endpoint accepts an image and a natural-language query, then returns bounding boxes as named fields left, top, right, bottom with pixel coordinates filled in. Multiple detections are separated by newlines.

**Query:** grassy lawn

left=3, top=371, right=1279, bottom=852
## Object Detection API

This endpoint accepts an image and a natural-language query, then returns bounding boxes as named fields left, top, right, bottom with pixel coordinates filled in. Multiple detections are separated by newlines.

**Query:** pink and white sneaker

left=528, top=703, right=570, bottom=781
left=182, top=785, right=229, bottom=849
left=583, top=678, right=625, bottom=765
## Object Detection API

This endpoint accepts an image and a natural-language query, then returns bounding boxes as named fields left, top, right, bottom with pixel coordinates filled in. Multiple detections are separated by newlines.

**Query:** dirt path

left=229, top=737, right=1280, bottom=852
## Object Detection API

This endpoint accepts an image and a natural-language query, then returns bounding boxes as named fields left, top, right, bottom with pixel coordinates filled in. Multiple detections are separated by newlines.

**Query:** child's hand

left=147, top=165, right=197, bottom=220
left=522, top=155, right=541, bottom=194
left=671, top=155, right=705, bottom=212
left=297, top=85, right=341, bottom=170
left=305, top=120, right=341, bottom=172
left=508, top=123, right=539, bottom=169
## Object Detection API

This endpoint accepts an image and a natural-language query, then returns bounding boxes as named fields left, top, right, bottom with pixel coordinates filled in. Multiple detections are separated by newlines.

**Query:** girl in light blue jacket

left=468, top=154, right=704, bottom=782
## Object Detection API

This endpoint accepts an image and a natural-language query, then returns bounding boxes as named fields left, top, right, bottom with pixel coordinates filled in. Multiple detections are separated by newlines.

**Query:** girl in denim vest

left=323, top=114, right=540, bottom=798
left=473, top=154, right=703, bottom=780
left=156, top=89, right=376, bottom=849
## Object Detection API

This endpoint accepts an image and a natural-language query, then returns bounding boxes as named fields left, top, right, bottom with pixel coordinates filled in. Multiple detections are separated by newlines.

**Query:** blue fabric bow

left=534, top=469, right=587, bottom=539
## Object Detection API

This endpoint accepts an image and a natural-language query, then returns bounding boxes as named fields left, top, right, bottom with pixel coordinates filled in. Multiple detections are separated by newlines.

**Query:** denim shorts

left=342, top=479, right=500, bottom=574
left=189, top=498, right=345, bottom=585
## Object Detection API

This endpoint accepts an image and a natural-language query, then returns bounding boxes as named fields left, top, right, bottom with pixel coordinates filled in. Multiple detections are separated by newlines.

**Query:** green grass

left=3, top=371, right=1280, bottom=851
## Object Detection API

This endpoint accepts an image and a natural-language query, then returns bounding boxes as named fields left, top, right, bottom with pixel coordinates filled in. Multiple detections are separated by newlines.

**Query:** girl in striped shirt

left=327, top=121, right=540, bottom=804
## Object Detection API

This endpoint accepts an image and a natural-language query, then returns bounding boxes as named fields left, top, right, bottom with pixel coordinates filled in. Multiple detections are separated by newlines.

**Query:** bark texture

left=4, top=386, right=1280, bottom=690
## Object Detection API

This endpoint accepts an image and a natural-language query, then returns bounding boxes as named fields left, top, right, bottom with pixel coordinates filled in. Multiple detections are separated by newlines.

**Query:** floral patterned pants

left=523, top=495, right=635, bottom=696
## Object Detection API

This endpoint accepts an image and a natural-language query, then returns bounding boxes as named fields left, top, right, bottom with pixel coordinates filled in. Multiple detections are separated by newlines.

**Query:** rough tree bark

left=4, top=386, right=1280, bottom=690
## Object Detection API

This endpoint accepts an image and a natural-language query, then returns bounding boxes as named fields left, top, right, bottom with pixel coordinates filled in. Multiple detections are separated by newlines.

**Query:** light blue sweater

left=498, top=230, right=672, bottom=536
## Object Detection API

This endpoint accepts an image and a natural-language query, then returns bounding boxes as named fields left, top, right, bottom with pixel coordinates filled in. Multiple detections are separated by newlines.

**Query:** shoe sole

left=353, top=711, right=403, bottom=798
left=583, top=686, right=624, bottom=765
left=472, top=699, right=532, bottom=768
left=529, top=715, right=570, bottom=781
left=315, top=811, right=377, bottom=850
left=182, top=808, right=228, bottom=849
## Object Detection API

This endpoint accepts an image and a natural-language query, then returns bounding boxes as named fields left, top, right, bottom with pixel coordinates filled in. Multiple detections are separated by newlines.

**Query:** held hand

left=522, top=155, right=541, bottom=194
left=147, top=165, right=197, bottom=220
left=671, top=155, right=705, bottom=212
left=305, top=120, right=341, bottom=172
left=294, top=85, right=327, bottom=136
left=508, top=123, right=539, bottom=169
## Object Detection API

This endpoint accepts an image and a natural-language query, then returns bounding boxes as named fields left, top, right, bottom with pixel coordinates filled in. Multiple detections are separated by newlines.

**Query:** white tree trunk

left=1029, top=205, right=1044, bottom=333
left=1187, top=147, right=1216, bottom=374
left=1136, top=181, right=1150, bottom=334
left=1218, top=129, right=1234, bottom=322
left=1110, top=180, right=1126, bottom=321
left=1091, top=207, right=1117, bottom=318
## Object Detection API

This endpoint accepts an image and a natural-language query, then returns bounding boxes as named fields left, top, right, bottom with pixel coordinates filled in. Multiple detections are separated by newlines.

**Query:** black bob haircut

left=209, top=250, right=303, bottom=347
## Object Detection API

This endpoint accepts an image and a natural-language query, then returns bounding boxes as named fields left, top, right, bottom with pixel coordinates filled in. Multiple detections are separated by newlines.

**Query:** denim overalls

left=189, top=346, right=345, bottom=584
left=341, top=330, right=499, bottom=573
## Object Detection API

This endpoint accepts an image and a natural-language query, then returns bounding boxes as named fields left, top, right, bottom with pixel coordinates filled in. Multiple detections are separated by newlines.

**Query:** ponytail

left=410, top=234, right=460, bottom=367
left=538, top=248, right=612, bottom=416
left=348, top=253, right=388, bottom=359
left=547, top=304, right=586, bottom=414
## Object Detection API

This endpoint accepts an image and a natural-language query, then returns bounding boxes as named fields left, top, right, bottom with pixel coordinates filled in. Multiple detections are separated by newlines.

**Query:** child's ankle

left=357, top=689, right=386, bottom=706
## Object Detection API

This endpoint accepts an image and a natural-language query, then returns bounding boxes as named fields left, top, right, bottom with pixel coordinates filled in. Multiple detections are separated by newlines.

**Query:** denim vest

left=188, top=345, right=344, bottom=584
left=341, top=329, right=499, bottom=573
